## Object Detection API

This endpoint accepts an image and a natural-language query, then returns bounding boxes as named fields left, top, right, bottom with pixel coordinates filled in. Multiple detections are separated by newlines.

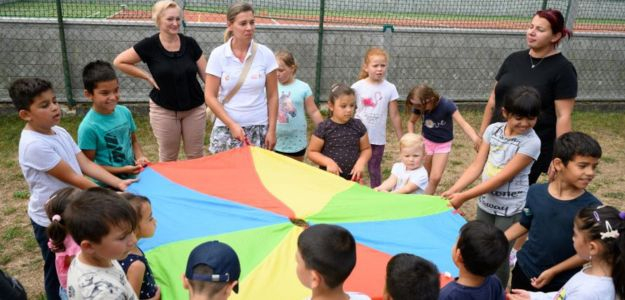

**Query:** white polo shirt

left=206, top=39, right=278, bottom=127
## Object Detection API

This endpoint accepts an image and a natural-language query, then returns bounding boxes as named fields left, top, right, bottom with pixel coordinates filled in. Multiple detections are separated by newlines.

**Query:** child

left=384, top=253, right=440, bottom=300
left=78, top=60, right=149, bottom=186
left=65, top=187, right=138, bottom=299
left=406, top=84, right=481, bottom=194
left=274, top=50, right=323, bottom=161
left=439, top=220, right=507, bottom=300
left=308, top=83, right=372, bottom=181
left=118, top=193, right=160, bottom=299
left=352, top=47, right=403, bottom=187
left=296, top=224, right=370, bottom=300
left=183, top=240, right=241, bottom=300
left=442, top=86, right=542, bottom=286
left=504, top=132, right=603, bottom=292
left=9, top=78, right=135, bottom=300
left=46, top=187, right=82, bottom=300
left=509, top=205, right=624, bottom=300
left=374, top=133, right=429, bottom=194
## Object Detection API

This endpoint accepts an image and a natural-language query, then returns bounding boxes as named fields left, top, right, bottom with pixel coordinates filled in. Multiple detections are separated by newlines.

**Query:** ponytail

left=45, top=187, right=81, bottom=253
left=223, top=29, right=233, bottom=43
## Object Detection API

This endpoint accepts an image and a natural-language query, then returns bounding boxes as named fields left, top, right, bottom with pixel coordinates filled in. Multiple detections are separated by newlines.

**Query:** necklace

left=529, top=55, right=546, bottom=69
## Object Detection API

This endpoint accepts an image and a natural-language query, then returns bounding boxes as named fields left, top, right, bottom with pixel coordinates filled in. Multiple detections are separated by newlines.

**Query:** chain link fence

left=1, top=0, right=625, bottom=106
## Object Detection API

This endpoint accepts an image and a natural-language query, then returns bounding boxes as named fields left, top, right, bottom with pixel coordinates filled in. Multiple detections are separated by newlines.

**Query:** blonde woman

left=204, top=2, right=278, bottom=153
left=114, top=0, right=207, bottom=162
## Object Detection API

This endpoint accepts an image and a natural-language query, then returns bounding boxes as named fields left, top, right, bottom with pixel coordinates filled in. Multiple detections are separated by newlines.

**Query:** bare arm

left=265, top=70, right=279, bottom=150
left=113, top=48, right=159, bottom=90
left=452, top=110, right=482, bottom=152
left=46, top=160, right=98, bottom=189
left=554, top=99, right=575, bottom=138
left=204, top=74, right=245, bottom=141
left=389, top=101, right=403, bottom=140
left=125, top=260, right=146, bottom=298
left=307, top=135, right=341, bottom=175
left=196, top=55, right=207, bottom=83
left=77, top=152, right=135, bottom=191
left=82, top=149, right=140, bottom=175
left=375, top=174, right=398, bottom=192
left=406, top=113, right=420, bottom=134
left=350, top=134, right=372, bottom=181
left=392, top=182, right=418, bottom=194
left=532, top=254, right=586, bottom=289
left=131, top=133, right=149, bottom=166
left=304, top=95, right=324, bottom=126
left=505, top=222, right=529, bottom=241
left=443, top=141, right=490, bottom=195
left=479, top=88, right=496, bottom=136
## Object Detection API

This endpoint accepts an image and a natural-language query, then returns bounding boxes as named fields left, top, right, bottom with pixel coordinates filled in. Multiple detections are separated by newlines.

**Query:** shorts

left=423, top=137, right=452, bottom=155
left=274, top=148, right=306, bottom=157
left=209, top=125, right=267, bottom=154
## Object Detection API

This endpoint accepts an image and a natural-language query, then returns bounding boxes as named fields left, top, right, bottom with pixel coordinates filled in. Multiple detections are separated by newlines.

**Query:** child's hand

left=326, top=161, right=342, bottom=176
left=443, top=192, right=466, bottom=210
left=135, top=156, right=150, bottom=168
left=472, top=136, right=482, bottom=152
left=123, top=165, right=142, bottom=175
left=508, top=289, right=530, bottom=300
left=117, top=178, right=138, bottom=191
left=350, top=163, right=365, bottom=182
left=531, top=268, right=555, bottom=289
left=373, top=186, right=387, bottom=192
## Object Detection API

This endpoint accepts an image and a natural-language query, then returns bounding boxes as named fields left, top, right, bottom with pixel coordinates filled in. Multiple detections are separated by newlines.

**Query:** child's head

left=327, top=83, right=356, bottom=123
left=399, top=133, right=425, bottom=171
left=296, top=224, right=356, bottom=290
left=45, top=187, right=82, bottom=253
left=275, top=50, right=297, bottom=85
left=183, top=241, right=241, bottom=299
left=82, top=60, right=120, bottom=114
left=574, top=205, right=625, bottom=299
left=9, top=78, right=60, bottom=130
left=358, top=47, right=389, bottom=81
left=502, top=85, right=541, bottom=119
left=120, top=193, right=156, bottom=240
left=405, top=84, right=440, bottom=114
left=65, top=187, right=137, bottom=261
left=453, top=220, right=508, bottom=278
left=552, top=132, right=602, bottom=189
left=384, top=253, right=439, bottom=300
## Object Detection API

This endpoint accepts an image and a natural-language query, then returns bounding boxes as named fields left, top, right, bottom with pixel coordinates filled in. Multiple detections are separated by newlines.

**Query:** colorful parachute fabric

left=127, top=146, right=465, bottom=299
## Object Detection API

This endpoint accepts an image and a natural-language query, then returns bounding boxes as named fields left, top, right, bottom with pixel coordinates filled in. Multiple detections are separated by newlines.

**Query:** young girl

left=509, top=205, right=625, bottom=300
left=308, top=83, right=372, bottom=181
left=46, top=187, right=82, bottom=300
left=118, top=193, right=160, bottom=300
left=406, top=84, right=481, bottom=194
left=352, top=47, right=403, bottom=187
left=274, top=50, right=323, bottom=161
left=374, top=133, right=429, bottom=194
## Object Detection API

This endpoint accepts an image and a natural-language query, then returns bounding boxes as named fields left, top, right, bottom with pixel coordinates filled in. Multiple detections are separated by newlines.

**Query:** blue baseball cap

left=185, top=241, right=241, bottom=293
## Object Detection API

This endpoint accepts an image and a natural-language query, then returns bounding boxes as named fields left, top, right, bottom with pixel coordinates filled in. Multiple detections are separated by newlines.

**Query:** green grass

left=2, top=226, right=27, bottom=242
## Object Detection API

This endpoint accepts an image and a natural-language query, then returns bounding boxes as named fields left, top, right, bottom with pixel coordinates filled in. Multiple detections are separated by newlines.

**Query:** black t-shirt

left=314, top=118, right=367, bottom=180
left=134, top=33, right=204, bottom=111
left=492, top=49, right=577, bottom=149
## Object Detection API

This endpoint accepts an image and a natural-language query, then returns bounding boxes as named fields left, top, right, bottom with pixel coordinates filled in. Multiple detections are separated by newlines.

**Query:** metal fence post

left=314, top=0, right=325, bottom=104
left=561, top=0, right=578, bottom=53
left=55, top=0, right=75, bottom=107
left=542, top=0, right=548, bottom=10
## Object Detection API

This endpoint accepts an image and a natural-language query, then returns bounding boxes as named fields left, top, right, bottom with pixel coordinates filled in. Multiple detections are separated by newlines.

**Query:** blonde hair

left=275, top=50, right=298, bottom=74
left=405, top=84, right=440, bottom=114
left=224, top=2, right=255, bottom=43
left=358, top=47, right=389, bottom=80
left=399, top=133, right=424, bottom=152
left=152, top=0, right=181, bottom=27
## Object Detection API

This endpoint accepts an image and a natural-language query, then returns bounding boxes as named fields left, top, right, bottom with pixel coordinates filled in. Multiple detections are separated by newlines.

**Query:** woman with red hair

left=479, top=9, right=576, bottom=184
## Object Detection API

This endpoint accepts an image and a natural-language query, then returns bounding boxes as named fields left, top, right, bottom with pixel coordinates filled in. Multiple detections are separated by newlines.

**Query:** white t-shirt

left=479, top=122, right=541, bottom=216
left=67, top=257, right=137, bottom=300
left=305, top=291, right=371, bottom=300
left=206, top=39, right=278, bottom=127
left=352, top=79, right=399, bottom=145
left=391, top=163, right=429, bottom=194
left=529, top=267, right=615, bottom=300
left=18, top=126, right=82, bottom=226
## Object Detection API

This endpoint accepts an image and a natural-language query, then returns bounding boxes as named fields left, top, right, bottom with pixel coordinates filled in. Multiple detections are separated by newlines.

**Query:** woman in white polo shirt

left=205, top=2, right=278, bottom=153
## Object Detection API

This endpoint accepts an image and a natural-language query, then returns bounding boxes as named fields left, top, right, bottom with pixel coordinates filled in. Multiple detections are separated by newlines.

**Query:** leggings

left=368, top=144, right=385, bottom=187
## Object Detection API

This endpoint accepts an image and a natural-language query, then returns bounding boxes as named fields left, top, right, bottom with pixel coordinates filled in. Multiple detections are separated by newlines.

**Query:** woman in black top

left=114, top=0, right=207, bottom=162
left=479, top=9, right=576, bottom=184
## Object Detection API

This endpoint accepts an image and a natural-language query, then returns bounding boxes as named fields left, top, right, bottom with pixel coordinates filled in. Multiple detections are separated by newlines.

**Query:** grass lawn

left=0, top=108, right=623, bottom=298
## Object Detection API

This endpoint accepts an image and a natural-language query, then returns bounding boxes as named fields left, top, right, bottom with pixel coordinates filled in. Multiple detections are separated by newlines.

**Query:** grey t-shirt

left=478, top=122, right=541, bottom=216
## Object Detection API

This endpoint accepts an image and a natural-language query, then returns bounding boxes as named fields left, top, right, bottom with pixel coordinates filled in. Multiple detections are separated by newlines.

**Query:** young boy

left=65, top=188, right=138, bottom=299
left=78, top=60, right=149, bottom=185
left=384, top=253, right=439, bottom=300
left=183, top=241, right=241, bottom=300
left=9, top=78, right=135, bottom=300
left=439, top=220, right=507, bottom=300
left=505, top=132, right=603, bottom=292
left=296, top=224, right=370, bottom=300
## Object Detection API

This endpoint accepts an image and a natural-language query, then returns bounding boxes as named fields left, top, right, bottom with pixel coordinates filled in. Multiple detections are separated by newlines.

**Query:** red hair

left=535, top=9, right=572, bottom=46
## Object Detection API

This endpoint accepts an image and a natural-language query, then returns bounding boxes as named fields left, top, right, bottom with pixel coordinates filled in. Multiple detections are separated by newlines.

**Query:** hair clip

left=52, top=214, right=61, bottom=222
left=593, top=211, right=601, bottom=222
left=600, top=221, right=620, bottom=240
left=619, top=211, right=625, bottom=220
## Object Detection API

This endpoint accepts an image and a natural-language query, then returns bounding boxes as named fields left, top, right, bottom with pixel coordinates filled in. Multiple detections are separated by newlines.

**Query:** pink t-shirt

left=48, top=234, right=80, bottom=288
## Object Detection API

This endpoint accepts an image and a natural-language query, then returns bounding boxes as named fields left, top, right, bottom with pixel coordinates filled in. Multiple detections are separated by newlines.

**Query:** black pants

left=31, top=219, right=61, bottom=300
left=511, top=263, right=563, bottom=293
